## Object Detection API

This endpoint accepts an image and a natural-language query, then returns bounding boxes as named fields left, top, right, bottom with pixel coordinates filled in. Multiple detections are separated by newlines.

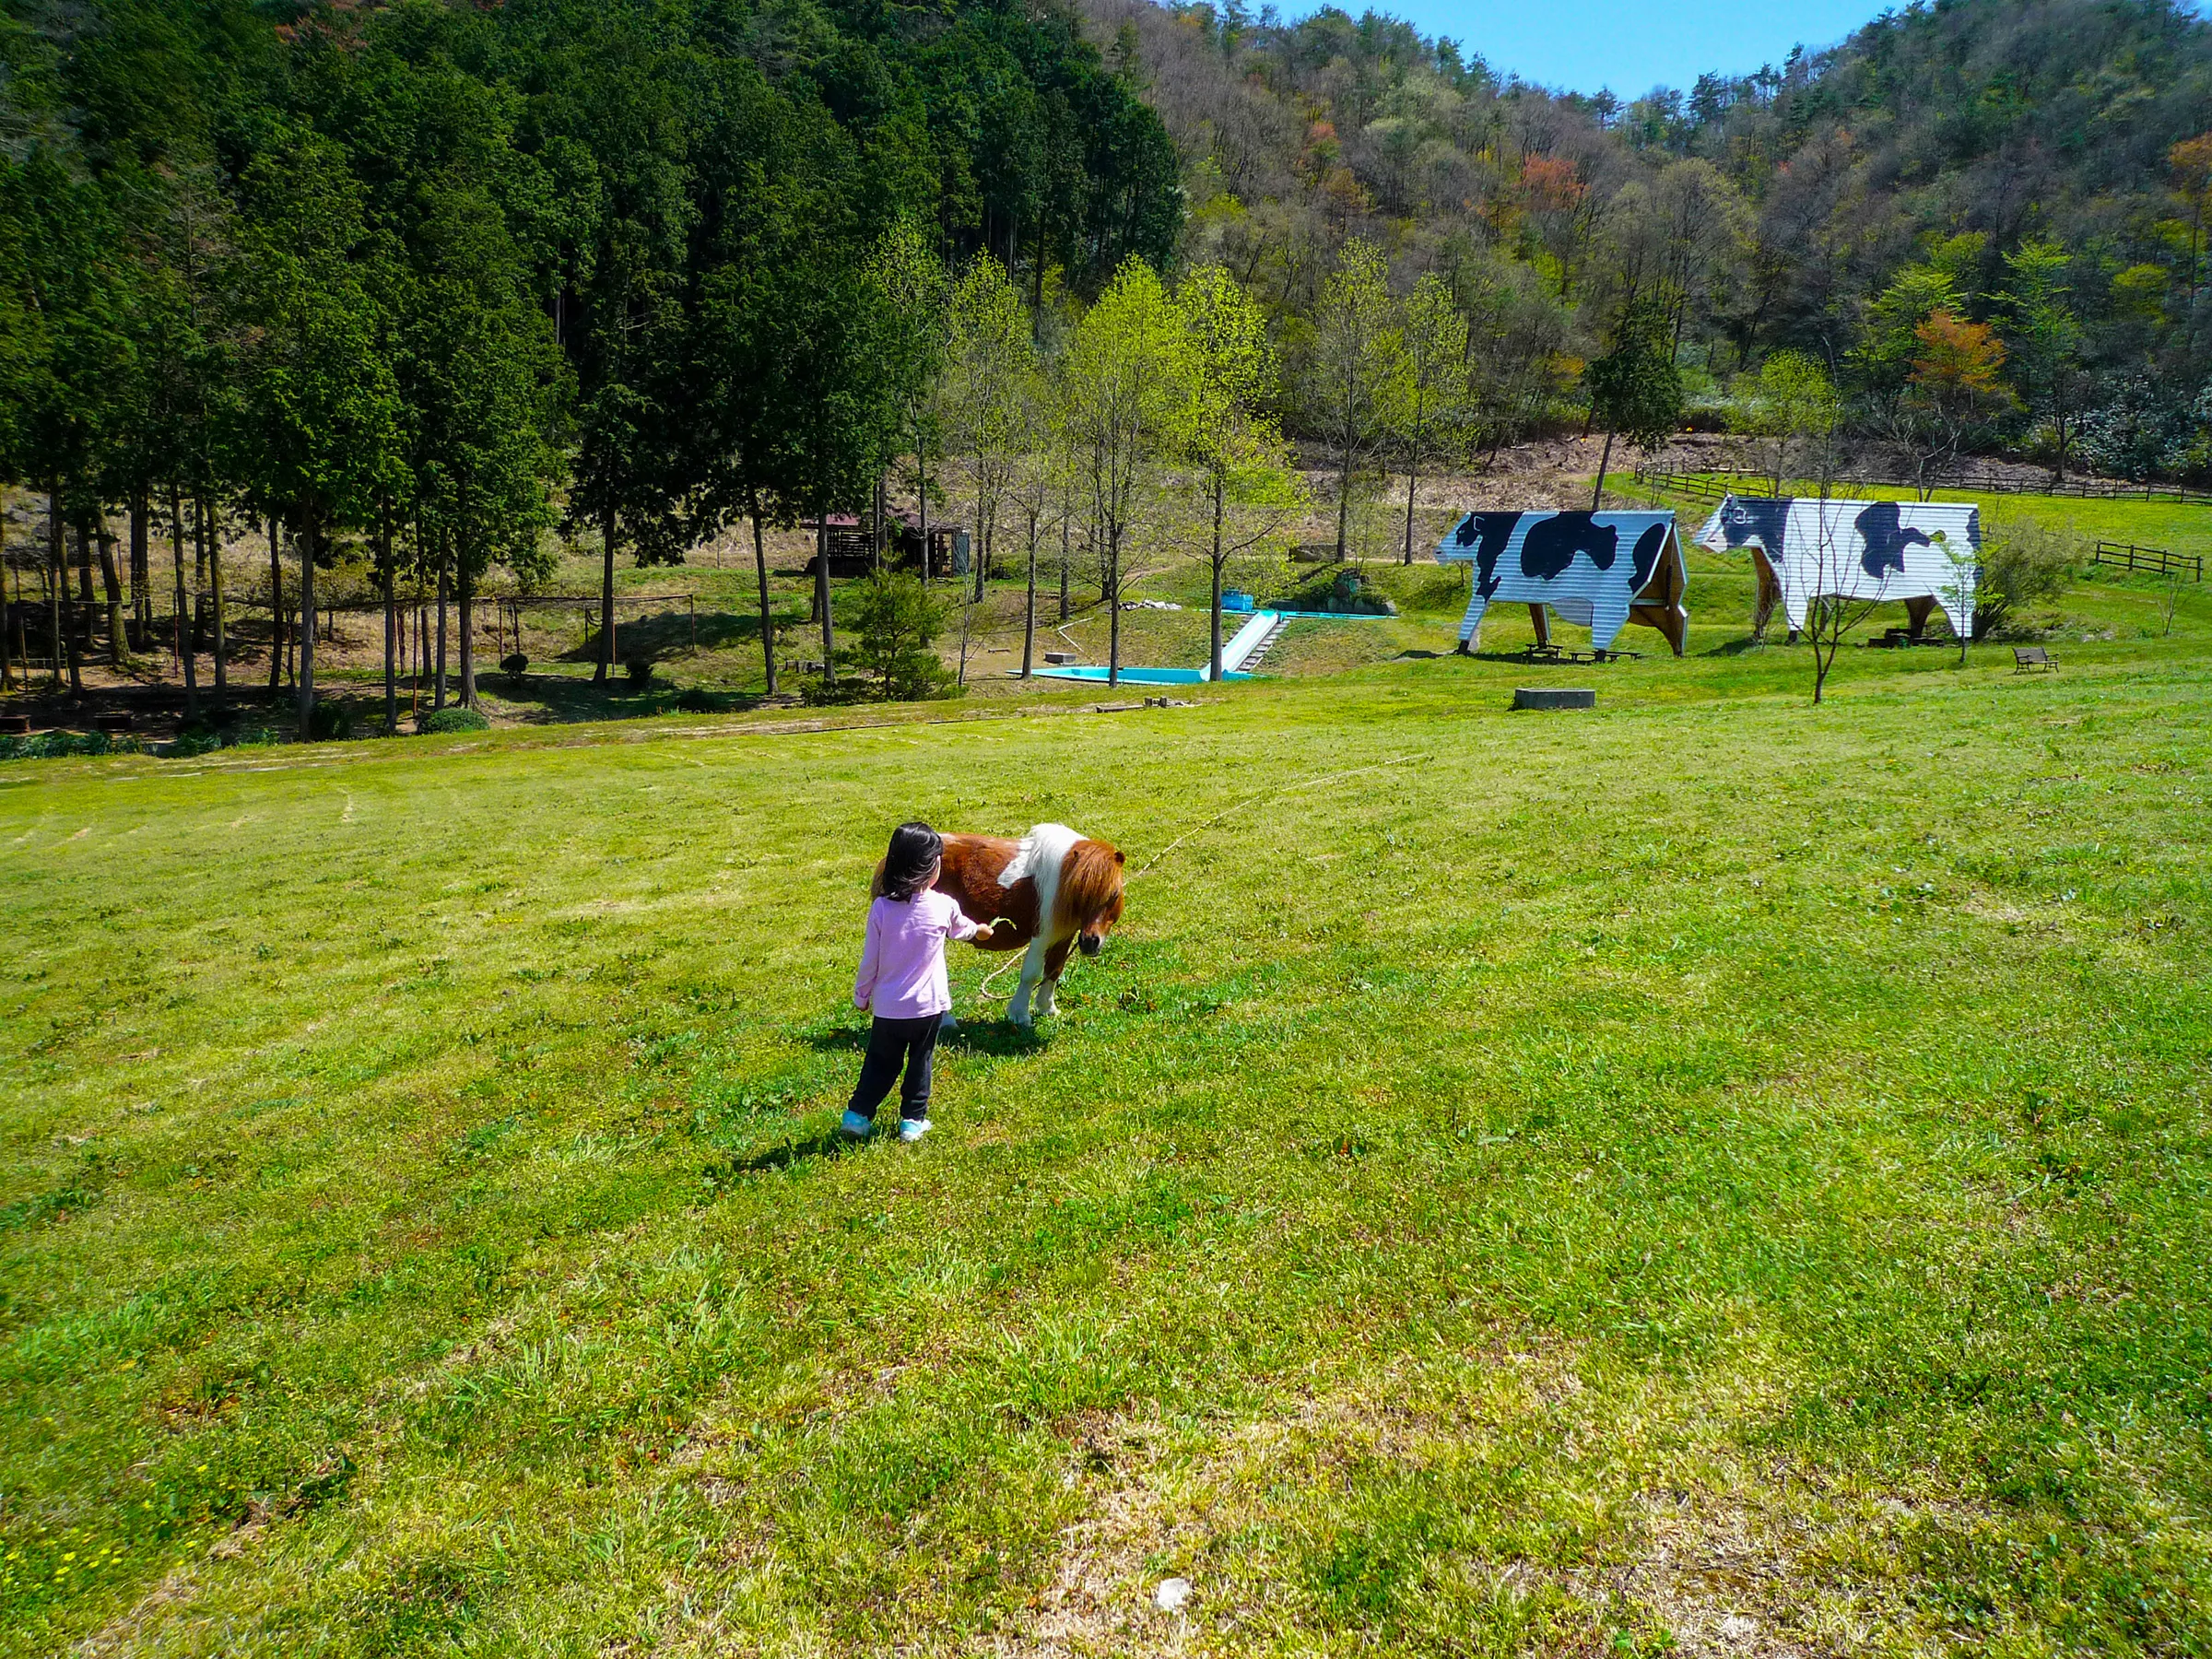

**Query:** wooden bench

left=2013, top=645, right=2056, bottom=674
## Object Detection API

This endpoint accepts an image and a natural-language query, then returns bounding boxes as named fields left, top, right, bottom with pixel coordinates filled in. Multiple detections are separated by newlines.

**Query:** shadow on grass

left=474, top=673, right=793, bottom=727
left=802, top=1019, right=1050, bottom=1058
left=1700, top=635, right=1773, bottom=657
left=552, top=608, right=774, bottom=666
left=705, top=1129, right=851, bottom=1183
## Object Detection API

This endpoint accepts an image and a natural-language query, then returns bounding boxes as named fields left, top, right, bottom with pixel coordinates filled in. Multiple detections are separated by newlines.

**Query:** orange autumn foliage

left=1911, top=309, right=2006, bottom=394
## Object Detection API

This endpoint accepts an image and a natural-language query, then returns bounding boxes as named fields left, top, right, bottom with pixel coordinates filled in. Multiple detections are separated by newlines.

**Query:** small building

left=803, top=513, right=971, bottom=580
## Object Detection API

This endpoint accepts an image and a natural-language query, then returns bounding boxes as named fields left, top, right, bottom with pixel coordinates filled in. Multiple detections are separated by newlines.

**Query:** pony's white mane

left=998, top=822, right=1085, bottom=935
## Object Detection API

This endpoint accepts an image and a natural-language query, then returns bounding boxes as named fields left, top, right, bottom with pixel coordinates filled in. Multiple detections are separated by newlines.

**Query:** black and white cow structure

left=1694, top=494, right=1980, bottom=641
left=1432, top=510, right=1689, bottom=655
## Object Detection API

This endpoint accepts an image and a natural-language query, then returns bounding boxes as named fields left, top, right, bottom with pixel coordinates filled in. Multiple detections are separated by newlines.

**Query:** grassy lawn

left=4, top=569, right=2210, bottom=1655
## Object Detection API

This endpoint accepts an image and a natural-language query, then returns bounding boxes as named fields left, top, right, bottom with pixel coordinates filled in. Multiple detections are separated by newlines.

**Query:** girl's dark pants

left=849, top=1014, right=940, bottom=1123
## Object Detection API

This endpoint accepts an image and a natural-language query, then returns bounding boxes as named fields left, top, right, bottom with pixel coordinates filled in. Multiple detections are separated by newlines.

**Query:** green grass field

left=5, top=560, right=2211, bottom=1656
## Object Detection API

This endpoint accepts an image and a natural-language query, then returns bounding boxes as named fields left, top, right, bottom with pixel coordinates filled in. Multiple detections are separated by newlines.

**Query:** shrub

left=674, top=687, right=714, bottom=712
left=624, top=658, right=653, bottom=688
left=1974, top=521, right=2073, bottom=638
left=307, top=701, right=355, bottom=742
left=500, top=653, right=528, bottom=677
left=0, top=731, right=112, bottom=760
left=418, top=706, right=491, bottom=735
left=171, top=725, right=221, bottom=759
left=847, top=571, right=957, bottom=701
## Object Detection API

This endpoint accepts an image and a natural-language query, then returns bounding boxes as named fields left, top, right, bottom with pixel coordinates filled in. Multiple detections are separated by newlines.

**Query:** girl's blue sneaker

left=838, top=1109, right=874, bottom=1142
left=898, top=1118, right=932, bottom=1143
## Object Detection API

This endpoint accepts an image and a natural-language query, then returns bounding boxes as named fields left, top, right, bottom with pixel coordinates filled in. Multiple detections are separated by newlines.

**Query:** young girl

left=843, top=821, right=996, bottom=1144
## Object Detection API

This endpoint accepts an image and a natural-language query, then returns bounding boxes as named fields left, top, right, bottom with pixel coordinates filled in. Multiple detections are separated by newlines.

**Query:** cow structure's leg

left=1007, top=935, right=1049, bottom=1026
left=1527, top=603, right=1551, bottom=649
left=1036, top=937, right=1077, bottom=1018
left=1903, top=595, right=1936, bottom=640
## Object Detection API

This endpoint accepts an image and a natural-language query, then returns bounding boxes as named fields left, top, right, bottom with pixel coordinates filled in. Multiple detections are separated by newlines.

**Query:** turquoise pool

left=1027, top=665, right=1249, bottom=684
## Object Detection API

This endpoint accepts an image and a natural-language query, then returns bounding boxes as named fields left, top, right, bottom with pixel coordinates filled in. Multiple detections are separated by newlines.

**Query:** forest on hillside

left=7, top=0, right=2212, bottom=721
left=1096, top=0, right=2212, bottom=477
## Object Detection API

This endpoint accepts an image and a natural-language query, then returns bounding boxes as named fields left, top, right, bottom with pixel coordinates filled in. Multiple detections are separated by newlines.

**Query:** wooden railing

left=2092, top=541, right=2203, bottom=581
left=1634, top=463, right=2212, bottom=508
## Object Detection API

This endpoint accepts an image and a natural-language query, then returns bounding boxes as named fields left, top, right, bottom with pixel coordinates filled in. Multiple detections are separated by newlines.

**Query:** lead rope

left=967, top=753, right=1429, bottom=1008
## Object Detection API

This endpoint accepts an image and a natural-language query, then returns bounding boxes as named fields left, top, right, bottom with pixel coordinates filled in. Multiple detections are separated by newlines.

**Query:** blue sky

left=1335, top=0, right=1893, bottom=98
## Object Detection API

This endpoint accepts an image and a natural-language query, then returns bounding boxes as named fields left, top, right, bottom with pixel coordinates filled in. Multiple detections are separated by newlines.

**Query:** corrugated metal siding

left=1694, top=495, right=1980, bottom=635
left=1432, top=510, right=1682, bottom=651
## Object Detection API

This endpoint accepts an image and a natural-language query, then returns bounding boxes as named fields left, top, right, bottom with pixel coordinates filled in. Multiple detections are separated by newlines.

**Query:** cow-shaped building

left=1432, top=510, right=1689, bottom=656
left=1695, top=495, right=1980, bottom=641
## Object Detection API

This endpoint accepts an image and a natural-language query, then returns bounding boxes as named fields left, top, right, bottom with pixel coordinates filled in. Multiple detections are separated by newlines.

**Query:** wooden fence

left=1634, top=463, right=2212, bottom=508
left=2092, top=541, right=2204, bottom=581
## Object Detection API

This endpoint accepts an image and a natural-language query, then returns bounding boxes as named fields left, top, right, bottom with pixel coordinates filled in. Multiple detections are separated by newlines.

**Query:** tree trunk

left=130, top=494, right=149, bottom=647
left=63, top=515, right=85, bottom=696
left=48, top=489, right=69, bottom=692
left=917, top=434, right=930, bottom=587
left=74, top=513, right=96, bottom=656
left=1107, top=525, right=1122, bottom=688
left=435, top=559, right=449, bottom=710
left=458, top=551, right=476, bottom=709
left=1402, top=462, right=1418, bottom=564
left=595, top=502, right=616, bottom=684
left=1209, top=474, right=1226, bottom=682
left=816, top=510, right=836, bottom=685
left=1058, top=514, right=1070, bottom=622
left=1022, top=509, right=1038, bottom=679
left=97, top=514, right=124, bottom=667
left=749, top=485, right=777, bottom=697
left=267, top=519, right=283, bottom=692
left=297, top=515, right=316, bottom=732
left=1335, top=443, right=1353, bottom=560
left=1590, top=427, right=1617, bottom=512
left=382, top=510, right=397, bottom=735
left=206, top=498, right=227, bottom=694
left=169, top=485, right=197, bottom=720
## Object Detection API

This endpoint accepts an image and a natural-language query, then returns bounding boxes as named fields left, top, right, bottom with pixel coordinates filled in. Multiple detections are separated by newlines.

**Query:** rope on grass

left=1128, top=753, right=1430, bottom=880
left=965, top=753, right=1430, bottom=1009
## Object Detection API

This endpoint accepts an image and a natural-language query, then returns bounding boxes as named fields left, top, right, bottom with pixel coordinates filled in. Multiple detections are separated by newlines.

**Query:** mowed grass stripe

left=2, top=643, right=2209, bottom=1654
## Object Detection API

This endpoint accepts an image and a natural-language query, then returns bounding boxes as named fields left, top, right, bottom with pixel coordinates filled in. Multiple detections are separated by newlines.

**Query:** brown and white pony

left=873, top=823, right=1126, bottom=1025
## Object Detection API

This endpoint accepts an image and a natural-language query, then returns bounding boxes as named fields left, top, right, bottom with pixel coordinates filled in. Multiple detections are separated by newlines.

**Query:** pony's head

left=1062, top=838, right=1126, bottom=957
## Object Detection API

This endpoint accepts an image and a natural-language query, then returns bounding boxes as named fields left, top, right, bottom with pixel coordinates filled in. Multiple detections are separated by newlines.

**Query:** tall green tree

left=940, top=255, right=1033, bottom=605
left=869, top=220, right=951, bottom=585
left=773, top=253, right=899, bottom=689
left=1064, top=257, right=1191, bottom=686
left=1176, top=264, right=1303, bottom=680
left=1392, top=272, right=1469, bottom=563
left=1302, top=240, right=1405, bottom=560
left=227, top=133, right=403, bottom=733
left=1583, top=297, right=1683, bottom=510
left=2002, top=241, right=2088, bottom=483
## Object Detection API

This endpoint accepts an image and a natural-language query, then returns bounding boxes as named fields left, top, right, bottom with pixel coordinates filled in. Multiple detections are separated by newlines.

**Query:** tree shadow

left=551, top=608, right=767, bottom=665
left=1700, top=635, right=1771, bottom=657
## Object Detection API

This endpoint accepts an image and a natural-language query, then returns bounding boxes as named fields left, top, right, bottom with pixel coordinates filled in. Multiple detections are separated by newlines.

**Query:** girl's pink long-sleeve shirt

left=853, top=890, right=985, bottom=1019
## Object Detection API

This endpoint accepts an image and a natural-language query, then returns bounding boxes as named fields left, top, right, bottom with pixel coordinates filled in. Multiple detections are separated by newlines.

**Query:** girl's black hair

left=883, top=821, right=943, bottom=902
